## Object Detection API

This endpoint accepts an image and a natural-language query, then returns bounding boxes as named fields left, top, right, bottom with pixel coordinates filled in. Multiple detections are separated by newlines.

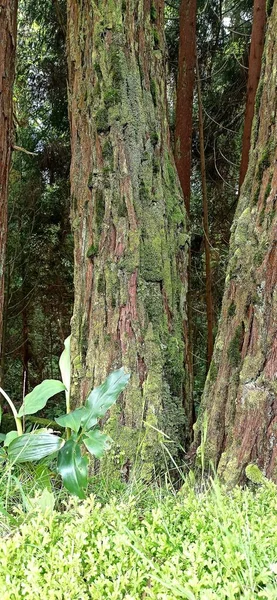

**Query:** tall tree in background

left=67, top=0, right=190, bottom=475
left=0, top=0, right=18, bottom=380
left=195, top=0, right=277, bottom=484
left=174, top=0, right=197, bottom=410
left=239, top=0, right=266, bottom=190
left=174, top=0, right=197, bottom=215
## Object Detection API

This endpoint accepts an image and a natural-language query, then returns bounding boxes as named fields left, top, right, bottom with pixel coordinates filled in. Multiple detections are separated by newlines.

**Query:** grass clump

left=0, top=474, right=277, bottom=599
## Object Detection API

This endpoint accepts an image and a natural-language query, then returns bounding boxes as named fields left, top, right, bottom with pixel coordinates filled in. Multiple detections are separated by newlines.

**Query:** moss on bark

left=68, top=0, right=190, bottom=478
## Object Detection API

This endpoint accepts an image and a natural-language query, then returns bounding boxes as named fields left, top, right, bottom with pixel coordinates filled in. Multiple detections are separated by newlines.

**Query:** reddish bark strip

left=0, top=0, right=18, bottom=381
left=239, top=0, right=267, bottom=191
left=174, top=0, right=197, bottom=215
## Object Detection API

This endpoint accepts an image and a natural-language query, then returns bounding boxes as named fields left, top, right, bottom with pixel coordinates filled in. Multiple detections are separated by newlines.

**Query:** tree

left=174, top=0, right=197, bottom=215
left=174, top=0, right=197, bottom=411
left=194, top=0, right=277, bottom=484
left=0, top=0, right=18, bottom=380
left=67, top=0, right=190, bottom=476
left=2, top=0, right=72, bottom=404
left=239, top=0, right=267, bottom=191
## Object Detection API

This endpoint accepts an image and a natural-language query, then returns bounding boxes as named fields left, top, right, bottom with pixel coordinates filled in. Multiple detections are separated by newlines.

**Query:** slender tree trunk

left=0, top=0, right=18, bottom=381
left=194, top=0, right=277, bottom=484
left=196, top=58, right=214, bottom=368
left=174, top=0, right=197, bottom=426
left=239, top=0, right=266, bottom=191
left=174, top=0, right=197, bottom=216
left=67, top=0, right=190, bottom=476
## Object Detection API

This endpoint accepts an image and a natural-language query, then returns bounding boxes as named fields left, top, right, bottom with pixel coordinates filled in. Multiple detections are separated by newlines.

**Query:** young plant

left=0, top=337, right=130, bottom=498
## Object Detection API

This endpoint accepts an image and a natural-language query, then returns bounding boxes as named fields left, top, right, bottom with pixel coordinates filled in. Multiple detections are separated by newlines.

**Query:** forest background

left=0, top=0, right=276, bottom=486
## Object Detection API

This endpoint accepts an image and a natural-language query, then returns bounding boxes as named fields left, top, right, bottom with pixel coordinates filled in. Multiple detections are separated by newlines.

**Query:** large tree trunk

left=0, top=0, right=18, bottom=380
left=238, top=0, right=266, bottom=191
left=67, top=0, right=190, bottom=476
left=194, top=0, right=277, bottom=485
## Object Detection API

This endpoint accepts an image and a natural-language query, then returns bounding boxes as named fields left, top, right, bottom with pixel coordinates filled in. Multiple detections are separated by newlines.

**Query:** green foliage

left=0, top=339, right=130, bottom=498
left=0, top=478, right=277, bottom=598
left=18, top=380, right=66, bottom=417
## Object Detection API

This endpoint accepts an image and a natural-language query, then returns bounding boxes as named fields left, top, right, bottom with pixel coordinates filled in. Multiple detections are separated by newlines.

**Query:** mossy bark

left=0, top=0, right=18, bottom=382
left=67, top=0, right=190, bottom=477
left=194, top=0, right=277, bottom=485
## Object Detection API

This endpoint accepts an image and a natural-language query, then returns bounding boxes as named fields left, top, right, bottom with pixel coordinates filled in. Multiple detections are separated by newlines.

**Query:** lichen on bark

left=194, top=0, right=277, bottom=485
left=67, top=0, right=190, bottom=477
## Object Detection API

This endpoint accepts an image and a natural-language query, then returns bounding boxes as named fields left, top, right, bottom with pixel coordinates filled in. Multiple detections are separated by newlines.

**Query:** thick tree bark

left=239, top=0, right=266, bottom=191
left=67, top=0, right=190, bottom=476
left=194, top=0, right=277, bottom=484
left=0, top=0, right=18, bottom=380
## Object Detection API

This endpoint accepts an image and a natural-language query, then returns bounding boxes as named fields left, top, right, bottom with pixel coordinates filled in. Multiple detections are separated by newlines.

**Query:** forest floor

left=0, top=468, right=277, bottom=599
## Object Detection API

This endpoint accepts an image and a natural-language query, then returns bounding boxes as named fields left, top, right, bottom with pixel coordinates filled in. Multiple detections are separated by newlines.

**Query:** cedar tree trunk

left=195, top=0, right=277, bottom=485
left=174, top=0, right=196, bottom=215
left=67, top=0, right=190, bottom=476
left=174, top=0, right=197, bottom=418
left=239, top=0, right=266, bottom=191
left=0, top=0, right=17, bottom=379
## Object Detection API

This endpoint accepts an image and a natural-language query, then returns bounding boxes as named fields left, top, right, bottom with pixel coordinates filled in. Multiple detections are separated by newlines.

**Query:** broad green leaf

left=4, top=430, right=18, bottom=447
left=0, top=433, right=6, bottom=443
left=55, top=406, right=90, bottom=433
left=83, top=368, right=130, bottom=430
left=59, top=336, right=71, bottom=397
left=8, top=432, right=65, bottom=463
left=83, top=428, right=112, bottom=458
left=57, top=438, right=88, bottom=499
left=18, top=380, right=66, bottom=417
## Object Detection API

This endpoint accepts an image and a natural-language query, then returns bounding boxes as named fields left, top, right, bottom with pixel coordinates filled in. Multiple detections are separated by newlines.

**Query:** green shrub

left=0, top=479, right=276, bottom=599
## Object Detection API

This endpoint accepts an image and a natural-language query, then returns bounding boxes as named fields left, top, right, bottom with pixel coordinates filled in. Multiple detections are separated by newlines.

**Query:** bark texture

left=195, top=0, right=277, bottom=485
left=0, top=0, right=17, bottom=376
left=174, top=0, right=197, bottom=215
left=239, top=0, right=266, bottom=190
left=67, top=0, right=189, bottom=476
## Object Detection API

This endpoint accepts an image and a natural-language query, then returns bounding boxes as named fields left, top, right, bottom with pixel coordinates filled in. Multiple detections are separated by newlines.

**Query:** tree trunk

left=67, top=0, right=190, bottom=476
left=174, top=0, right=197, bottom=422
left=196, top=58, right=214, bottom=369
left=0, top=0, right=18, bottom=381
left=238, top=0, right=266, bottom=191
left=174, top=0, right=197, bottom=215
left=194, top=0, right=277, bottom=485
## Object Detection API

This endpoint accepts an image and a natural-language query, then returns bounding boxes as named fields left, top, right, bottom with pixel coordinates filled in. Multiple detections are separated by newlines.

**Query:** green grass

left=0, top=471, right=276, bottom=599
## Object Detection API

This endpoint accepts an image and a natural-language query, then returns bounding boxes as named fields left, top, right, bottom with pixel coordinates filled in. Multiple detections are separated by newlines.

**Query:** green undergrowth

left=0, top=470, right=277, bottom=599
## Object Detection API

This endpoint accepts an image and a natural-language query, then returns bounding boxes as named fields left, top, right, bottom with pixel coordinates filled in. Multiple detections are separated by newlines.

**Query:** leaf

left=83, top=428, right=112, bottom=458
left=55, top=406, right=89, bottom=433
left=0, top=433, right=6, bottom=443
left=0, top=446, right=7, bottom=462
left=57, top=438, right=88, bottom=499
left=59, top=336, right=71, bottom=396
left=18, top=380, right=66, bottom=417
left=83, top=368, right=130, bottom=430
left=26, top=488, right=55, bottom=515
left=8, top=432, right=65, bottom=463
left=4, top=430, right=18, bottom=447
